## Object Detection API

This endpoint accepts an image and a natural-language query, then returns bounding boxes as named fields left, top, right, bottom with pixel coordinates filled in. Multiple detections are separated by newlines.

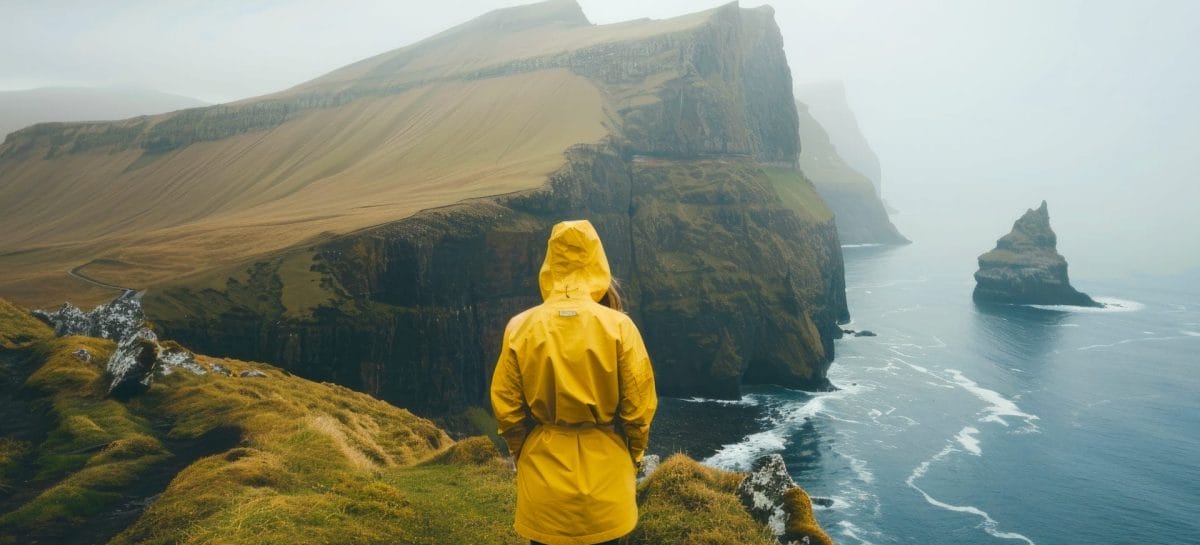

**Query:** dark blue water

left=650, top=239, right=1200, bottom=544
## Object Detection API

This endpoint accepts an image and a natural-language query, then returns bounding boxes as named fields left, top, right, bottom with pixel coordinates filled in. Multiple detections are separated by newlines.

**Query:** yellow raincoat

left=490, top=220, right=658, bottom=545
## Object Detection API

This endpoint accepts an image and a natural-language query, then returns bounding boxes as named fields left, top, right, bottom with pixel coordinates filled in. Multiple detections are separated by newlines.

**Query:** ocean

left=648, top=228, right=1200, bottom=544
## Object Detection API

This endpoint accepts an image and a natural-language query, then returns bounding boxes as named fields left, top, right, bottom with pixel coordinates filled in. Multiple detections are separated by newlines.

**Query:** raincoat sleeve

left=617, top=318, right=657, bottom=463
left=490, top=322, right=528, bottom=461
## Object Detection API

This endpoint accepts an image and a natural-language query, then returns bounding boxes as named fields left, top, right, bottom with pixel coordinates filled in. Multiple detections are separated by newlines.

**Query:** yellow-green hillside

left=0, top=0, right=743, bottom=309
left=0, top=298, right=829, bottom=544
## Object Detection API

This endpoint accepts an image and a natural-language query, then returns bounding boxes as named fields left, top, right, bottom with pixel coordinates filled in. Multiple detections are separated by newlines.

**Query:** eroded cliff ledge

left=973, top=201, right=1100, bottom=307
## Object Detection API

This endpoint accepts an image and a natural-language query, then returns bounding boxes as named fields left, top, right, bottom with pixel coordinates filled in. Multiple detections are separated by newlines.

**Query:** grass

left=0, top=298, right=830, bottom=544
left=764, top=166, right=835, bottom=224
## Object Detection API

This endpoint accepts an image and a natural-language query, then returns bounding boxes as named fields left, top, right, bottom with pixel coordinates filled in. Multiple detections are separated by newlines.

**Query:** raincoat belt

left=539, top=422, right=615, bottom=433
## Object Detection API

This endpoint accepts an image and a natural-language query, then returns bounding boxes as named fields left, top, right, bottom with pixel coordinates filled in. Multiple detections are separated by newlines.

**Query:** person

left=490, top=219, right=658, bottom=545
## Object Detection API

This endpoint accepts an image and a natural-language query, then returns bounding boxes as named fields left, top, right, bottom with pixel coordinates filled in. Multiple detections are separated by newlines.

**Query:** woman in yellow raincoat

left=490, top=219, right=658, bottom=545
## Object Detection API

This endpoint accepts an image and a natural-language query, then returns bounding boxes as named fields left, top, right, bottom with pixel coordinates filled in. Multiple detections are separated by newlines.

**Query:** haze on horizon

left=2, top=0, right=1197, bottom=279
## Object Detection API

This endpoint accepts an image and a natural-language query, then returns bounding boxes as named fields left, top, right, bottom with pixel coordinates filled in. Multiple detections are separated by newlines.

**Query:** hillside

left=0, top=87, right=207, bottom=142
left=795, top=100, right=907, bottom=245
left=0, top=0, right=848, bottom=410
left=0, top=298, right=829, bottom=544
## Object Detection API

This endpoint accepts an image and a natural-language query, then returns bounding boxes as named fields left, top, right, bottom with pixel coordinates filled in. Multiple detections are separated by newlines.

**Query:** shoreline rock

left=973, top=201, right=1102, bottom=307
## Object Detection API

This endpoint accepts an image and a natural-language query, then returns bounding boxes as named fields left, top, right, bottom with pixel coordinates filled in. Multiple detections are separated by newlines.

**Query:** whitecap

left=837, top=520, right=878, bottom=545
left=1182, top=331, right=1200, bottom=337
left=955, top=426, right=982, bottom=456
left=945, top=369, right=1039, bottom=430
left=702, top=387, right=862, bottom=470
left=842, top=243, right=884, bottom=248
left=1025, top=296, right=1143, bottom=313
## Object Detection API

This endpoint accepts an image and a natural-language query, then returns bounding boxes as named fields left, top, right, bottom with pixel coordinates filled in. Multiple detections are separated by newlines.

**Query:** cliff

left=973, top=201, right=1101, bottom=307
left=797, top=81, right=883, bottom=195
left=795, top=100, right=907, bottom=245
left=0, top=298, right=829, bottom=544
left=0, top=1, right=848, bottom=412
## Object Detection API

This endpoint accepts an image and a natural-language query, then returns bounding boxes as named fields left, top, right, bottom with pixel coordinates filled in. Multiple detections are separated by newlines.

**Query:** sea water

left=649, top=241, right=1200, bottom=544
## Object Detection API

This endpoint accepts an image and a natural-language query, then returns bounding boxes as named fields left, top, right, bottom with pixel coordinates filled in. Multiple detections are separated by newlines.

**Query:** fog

left=3, top=0, right=1197, bottom=277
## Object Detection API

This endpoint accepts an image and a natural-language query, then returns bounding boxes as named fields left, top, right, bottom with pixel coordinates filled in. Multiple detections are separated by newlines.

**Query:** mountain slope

left=0, top=87, right=207, bottom=142
left=0, top=1, right=848, bottom=409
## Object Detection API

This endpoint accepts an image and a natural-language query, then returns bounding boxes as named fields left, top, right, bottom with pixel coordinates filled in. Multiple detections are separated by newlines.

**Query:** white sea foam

left=1076, top=334, right=1194, bottom=351
left=945, top=369, right=1039, bottom=430
left=1025, top=296, right=1144, bottom=313
left=842, top=243, right=884, bottom=248
left=837, top=521, right=878, bottom=545
left=1056, top=323, right=1080, bottom=327
left=955, top=426, right=982, bottom=456
left=1182, top=330, right=1200, bottom=337
left=681, top=395, right=760, bottom=406
left=907, top=445, right=1035, bottom=544
left=703, top=386, right=864, bottom=470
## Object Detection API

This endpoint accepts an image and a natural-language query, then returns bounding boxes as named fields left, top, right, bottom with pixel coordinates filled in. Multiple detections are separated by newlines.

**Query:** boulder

left=973, top=201, right=1101, bottom=307
left=736, top=454, right=833, bottom=544
left=106, top=328, right=160, bottom=398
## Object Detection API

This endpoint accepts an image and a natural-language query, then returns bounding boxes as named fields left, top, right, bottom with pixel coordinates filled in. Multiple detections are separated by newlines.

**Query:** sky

left=2, top=0, right=1198, bottom=278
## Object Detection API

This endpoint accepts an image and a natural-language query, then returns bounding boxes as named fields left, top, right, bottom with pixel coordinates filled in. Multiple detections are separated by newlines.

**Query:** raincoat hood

left=538, top=220, right=612, bottom=303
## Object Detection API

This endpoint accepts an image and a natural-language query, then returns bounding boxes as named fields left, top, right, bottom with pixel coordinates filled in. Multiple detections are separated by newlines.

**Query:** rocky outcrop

left=736, top=454, right=833, bottom=545
left=795, top=100, right=907, bottom=245
left=973, top=201, right=1101, bottom=307
left=34, top=294, right=206, bottom=396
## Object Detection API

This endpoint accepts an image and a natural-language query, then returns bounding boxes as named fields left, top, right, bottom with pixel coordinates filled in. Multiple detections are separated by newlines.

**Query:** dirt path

left=66, top=264, right=140, bottom=298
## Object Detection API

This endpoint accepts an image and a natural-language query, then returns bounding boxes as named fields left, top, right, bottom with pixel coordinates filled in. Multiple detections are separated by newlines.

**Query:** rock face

left=973, top=201, right=1101, bottom=307
left=797, top=81, right=883, bottom=196
left=795, top=100, right=907, bottom=245
left=16, top=2, right=849, bottom=414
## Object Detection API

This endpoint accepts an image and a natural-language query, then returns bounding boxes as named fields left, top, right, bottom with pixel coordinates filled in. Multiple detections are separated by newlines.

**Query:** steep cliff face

left=797, top=81, right=883, bottom=194
left=3, top=2, right=848, bottom=414
left=795, top=101, right=907, bottom=245
left=974, top=201, right=1100, bottom=307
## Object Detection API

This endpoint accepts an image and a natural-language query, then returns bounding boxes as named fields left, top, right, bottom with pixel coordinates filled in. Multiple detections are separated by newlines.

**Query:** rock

left=853, top=330, right=876, bottom=337
left=239, top=370, right=267, bottom=378
left=637, top=454, right=661, bottom=483
left=736, top=454, right=835, bottom=544
left=32, top=290, right=144, bottom=341
left=35, top=294, right=206, bottom=396
left=210, top=363, right=232, bottom=376
left=107, top=328, right=160, bottom=398
left=973, top=201, right=1101, bottom=307
left=737, top=454, right=795, bottom=535
left=810, top=496, right=834, bottom=508
left=156, top=341, right=206, bottom=375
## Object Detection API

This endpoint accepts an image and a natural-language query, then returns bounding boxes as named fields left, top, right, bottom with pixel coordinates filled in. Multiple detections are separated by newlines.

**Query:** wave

left=1182, top=330, right=1200, bottom=337
left=1025, top=296, right=1144, bottom=313
left=679, top=395, right=761, bottom=406
left=702, top=384, right=866, bottom=470
left=842, top=243, right=884, bottom=248
left=955, top=426, right=982, bottom=456
left=837, top=520, right=881, bottom=545
left=907, top=445, right=1035, bottom=544
left=1076, top=334, right=1198, bottom=351
left=945, top=369, right=1040, bottom=430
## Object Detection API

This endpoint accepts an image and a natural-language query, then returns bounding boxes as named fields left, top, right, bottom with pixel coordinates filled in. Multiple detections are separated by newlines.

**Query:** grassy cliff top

left=0, top=299, right=829, bottom=544
left=0, top=1, right=781, bottom=308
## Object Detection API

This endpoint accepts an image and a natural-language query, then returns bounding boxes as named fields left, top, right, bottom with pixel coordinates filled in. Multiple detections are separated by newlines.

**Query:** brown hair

left=600, top=278, right=623, bottom=311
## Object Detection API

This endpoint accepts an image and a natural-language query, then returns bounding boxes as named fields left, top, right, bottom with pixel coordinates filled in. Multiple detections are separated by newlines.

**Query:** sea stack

left=973, top=201, right=1101, bottom=307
